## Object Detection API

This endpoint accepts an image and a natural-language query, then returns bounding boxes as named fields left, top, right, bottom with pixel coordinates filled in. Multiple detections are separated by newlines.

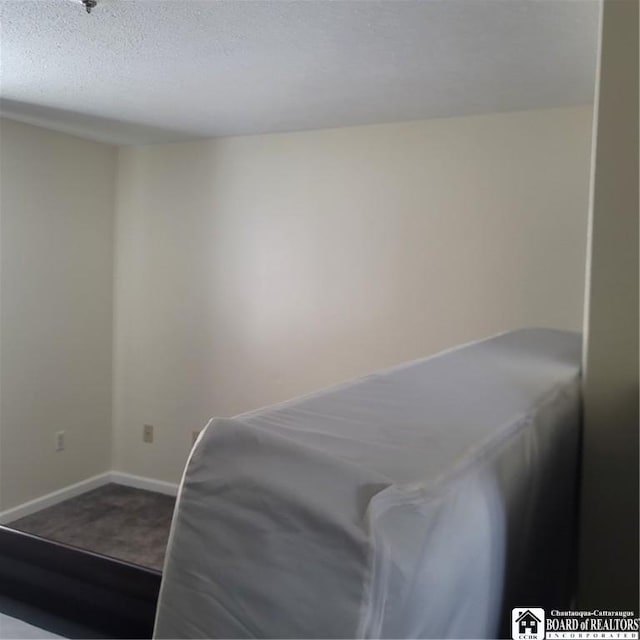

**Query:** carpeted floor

left=9, top=484, right=175, bottom=570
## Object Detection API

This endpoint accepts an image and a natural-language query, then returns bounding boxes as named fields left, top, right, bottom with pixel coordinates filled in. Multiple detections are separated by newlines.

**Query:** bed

left=154, top=328, right=582, bottom=639
left=0, top=527, right=160, bottom=638
left=0, top=611, right=62, bottom=639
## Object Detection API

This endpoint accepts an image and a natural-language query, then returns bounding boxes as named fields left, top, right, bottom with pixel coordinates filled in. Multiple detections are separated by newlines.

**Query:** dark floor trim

left=0, top=526, right=161, bottom=638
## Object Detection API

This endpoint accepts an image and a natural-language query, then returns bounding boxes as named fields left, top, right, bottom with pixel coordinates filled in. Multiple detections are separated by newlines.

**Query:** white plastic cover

left=155, top=328, right=582, bottom=639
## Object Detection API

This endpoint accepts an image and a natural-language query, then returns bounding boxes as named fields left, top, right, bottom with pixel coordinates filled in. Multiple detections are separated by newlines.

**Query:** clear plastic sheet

left=155, top=328, right=582, bottom=639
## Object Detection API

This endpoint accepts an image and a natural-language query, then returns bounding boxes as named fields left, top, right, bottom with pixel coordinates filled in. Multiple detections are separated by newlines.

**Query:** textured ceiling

left=0, top=0, right=599, bottom=145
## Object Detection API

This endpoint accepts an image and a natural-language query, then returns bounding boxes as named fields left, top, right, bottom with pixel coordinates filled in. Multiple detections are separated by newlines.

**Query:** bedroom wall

left=0, top=118, right=117, bottom=511
left=114, top=105, right=593, bottom=484
left=578, top=0, right=639, bottom=610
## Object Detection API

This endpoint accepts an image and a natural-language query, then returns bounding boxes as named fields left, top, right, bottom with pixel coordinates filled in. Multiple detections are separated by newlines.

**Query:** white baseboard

left=109, top=471, right=179, bottom=497
left=0, top=472, right=111, bottom=524
left=0, top=471, right=180, bottom=524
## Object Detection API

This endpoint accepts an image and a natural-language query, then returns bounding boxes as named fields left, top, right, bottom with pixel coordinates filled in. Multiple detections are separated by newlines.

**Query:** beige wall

left=578, top=0, right=639, bottom=610
left=0, top=119, right=117, bottom=510
left=114, top=106, right=593, bottom=483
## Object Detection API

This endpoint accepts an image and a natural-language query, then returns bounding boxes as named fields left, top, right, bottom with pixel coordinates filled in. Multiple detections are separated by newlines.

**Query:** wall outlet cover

left=55, top=431, right=65, bottom=452
left=143, top=424, right=154, bottom=443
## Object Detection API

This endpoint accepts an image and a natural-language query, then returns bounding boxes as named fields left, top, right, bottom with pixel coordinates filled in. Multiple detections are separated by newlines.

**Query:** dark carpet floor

left=9, top=484, right=175, bottom=570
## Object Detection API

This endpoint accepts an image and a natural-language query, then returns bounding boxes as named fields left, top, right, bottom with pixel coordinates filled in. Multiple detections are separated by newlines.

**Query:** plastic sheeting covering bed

left=154, top=328, right=582, bottom=639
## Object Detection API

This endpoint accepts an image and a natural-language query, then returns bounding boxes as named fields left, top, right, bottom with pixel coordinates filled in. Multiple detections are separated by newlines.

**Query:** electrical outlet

left=55, top=431, right=65, bottom=452
left=192, top=430, right=200, bottom=445
left=143, top=424, right=154, bottom=443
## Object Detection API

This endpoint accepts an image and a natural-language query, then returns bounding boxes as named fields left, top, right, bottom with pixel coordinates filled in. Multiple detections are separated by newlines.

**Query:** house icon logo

left=512, top=608, right=545, bottom=640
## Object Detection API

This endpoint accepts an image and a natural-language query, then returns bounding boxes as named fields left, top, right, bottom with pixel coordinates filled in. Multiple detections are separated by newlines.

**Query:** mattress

left=154, top=328, right=582, bottom=639
left=0, top=614, right=62, bottom=639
